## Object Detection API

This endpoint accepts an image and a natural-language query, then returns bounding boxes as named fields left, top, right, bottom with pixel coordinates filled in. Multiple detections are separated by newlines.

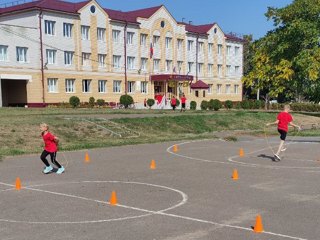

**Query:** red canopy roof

left=190, top=80, right=209, bottom=89
left=151, top=74, right=193, bottom=81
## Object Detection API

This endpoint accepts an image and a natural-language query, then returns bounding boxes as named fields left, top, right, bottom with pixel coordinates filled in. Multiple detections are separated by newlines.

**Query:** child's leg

left=40, top=150, right=51, bottom=167
left=276, top=140, right=285, bottom=155
left=276, top=129, right=287, bottom=156
left=49, top=152, right=62, bottom=168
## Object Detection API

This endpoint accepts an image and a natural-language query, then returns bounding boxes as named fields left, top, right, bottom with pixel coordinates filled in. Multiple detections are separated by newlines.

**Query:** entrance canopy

left=190, top=80, right=209, bottom=89
left=151, top=74, right=193, bottom=81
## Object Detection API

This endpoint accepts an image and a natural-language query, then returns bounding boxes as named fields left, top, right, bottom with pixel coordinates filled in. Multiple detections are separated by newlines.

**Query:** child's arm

left=289, top=122, right=301, bottom=130
left=54, top=136, right=59, bottom=144
left=266, top=120, right=279, bottom=126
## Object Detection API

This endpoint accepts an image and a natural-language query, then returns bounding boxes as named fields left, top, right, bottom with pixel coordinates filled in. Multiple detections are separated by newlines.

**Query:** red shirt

left=181, top=97, right=186, bottom=104
left=42, top=132, right=57, bottom=152
left=277, top=112, right=293, bottom=132
left=171, top=98, right=176, bottom=105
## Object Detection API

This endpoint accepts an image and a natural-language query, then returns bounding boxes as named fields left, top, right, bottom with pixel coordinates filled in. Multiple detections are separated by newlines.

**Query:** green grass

left=0, top=108, right=319, bottom=159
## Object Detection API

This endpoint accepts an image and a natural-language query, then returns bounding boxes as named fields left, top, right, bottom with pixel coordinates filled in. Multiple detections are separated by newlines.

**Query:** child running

left=266, top=104, right=301, bottom=161
left=40, top=123, right=65, bottom=174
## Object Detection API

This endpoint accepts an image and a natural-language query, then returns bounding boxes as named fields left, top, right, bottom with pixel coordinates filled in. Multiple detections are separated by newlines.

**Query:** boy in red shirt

left=180, top=94, right=187, bottom=112
left=266, top=105, right=301, bottom=161
left=170, top=96, right=177, bottom=111
left=40, top=123, right=65, bottom=174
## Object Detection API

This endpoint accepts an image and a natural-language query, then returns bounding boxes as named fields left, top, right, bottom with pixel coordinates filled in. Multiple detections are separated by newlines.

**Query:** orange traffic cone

left=109, top=191, right=118, bottom=206
left=15, top=177, right=21, bottom=190
left=150, top=159, right=156, bottom=170
left=232, top=169, right=239, bottom=180
left=85, top=152, right=90, bottom=163
left=239, top=148, right=244, bottom=157
left=253, top=215, right=264, bottom=233
left=173, top=145, right=179, bottom=153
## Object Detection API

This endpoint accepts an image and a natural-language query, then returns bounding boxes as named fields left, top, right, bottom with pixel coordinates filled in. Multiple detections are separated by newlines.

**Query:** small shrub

left=240, top=100, right=252, bottom=109
left=147, top=98, right=155, bottom=108
left=225, top=100, right=233, bottom=110
left=211, top=99, right=222, bottom=111
left=120, top=94, right=134, bottom=108
left=190, top=101, right=197, bottom=110
left=200, top=100, right=209, bottom=110
left=175, top=99, right=180, bottom=107
left=69, top=96, right=80, bottom=108
left=89, top=97, right=95, bottom=108
left=96, top=99, right=105, bottom=107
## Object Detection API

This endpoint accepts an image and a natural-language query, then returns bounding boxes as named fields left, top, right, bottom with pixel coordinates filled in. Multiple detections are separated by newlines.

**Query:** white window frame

left=63, top=23, right=73, bottom=38
left=98, top=54, right=106, bottom=67
left=177, top=61, right=183, bottom=73
left=235, top=66, right=240, bottom=74
left=82, top=52, right=91, bottom=66
left=113, top=80, right=121, bottom=93
left=208, top=43, right=213, bottom=54
left=141, top=81, right=148, bottom=94
left=113, top=55, right=121, bottom=69
left=97, top=28, right=106, bottom=42
left=188, top=40, right=193, bottom=51
left=127, top=32, right=134, bottom=45
left=112, top=30, right=120, bottom=43
left=165, top=60, right=172, bottom=72
left=81, top=25, right=90, bottom=40
left=65, top=79, right=75, bottom=93
left=141, top=58, right=148, bottom=71
left=98, top=80, right=107, bottom=93
left=165, top=37, right=172, bottom=49
left=0, top=45, right=8, bottom=61
left=226, top=45, right=232, bottom=55
left=64, top=51, right=73, bottom=65
left=45, top=20, right=55, bottom=35
left=226, top=84, right=231, bottom=94
left=198, top=42, right=204, bottom=53
left=127, top=81, right=135, bottom=93
left=208, top=84, right=213, bottom=94
left=217, top=64, right=222, bottom=76
left=16, top=47, right=28, bottom=63
left=140, top=34, right=147, bottom=46
left=208, top=64, right=213, bottom=76
left=46, top=49, right=56, bottom=65
left=226, top=65, right=232, bottom=75
left=188, top=62, right=193, bottom=73
left=218, top=44, right=222, bottom=55
left=234, top=84, right=239, bottom=94
left=177, top=39, right=183, bottom=50
left=153, top=59, right=160, bottom=72
left=127, top=56, right=135, bottom=70
left=217, top=84, right=222, bottom=94
left=235, top=46, right=240, bottom=56
left=47, top=78, right=58, bottom=93
left=82, top=79, right=91, bottom=93
left=198, top=63, right=203, bottom=75
left=153, top=35, right=160, bottom=46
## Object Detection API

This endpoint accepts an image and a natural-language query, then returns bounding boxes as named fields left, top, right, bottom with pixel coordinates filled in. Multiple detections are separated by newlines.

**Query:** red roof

left=225, top=33, right=245, bottom=43
left=0, top=0, right=89, bottom=15
left=178, top=22, right=215, bottom=35
left=190, top=80, right=209, bottom=89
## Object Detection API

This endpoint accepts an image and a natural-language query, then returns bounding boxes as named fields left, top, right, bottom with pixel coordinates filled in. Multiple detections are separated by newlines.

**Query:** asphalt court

left=0, top=135, right=319, bottom=240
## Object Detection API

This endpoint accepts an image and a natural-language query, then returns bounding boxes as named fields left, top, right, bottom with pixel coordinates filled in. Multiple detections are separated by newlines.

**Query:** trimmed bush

left=89, top=97, right=95, bottom=108
left=200, top=100, right=209, bottom=110
left=120, top=94, right=134, bottom=108
left=147, top=98, right=155, bottom=108
left=225, top=100, right=233, bottom=110
left=240, top=100, right=252, bottom=109
left=210, top=99, right=222, bottom=111
left=96, top=99, right=105, bottom=107
left=69, top=96, right=80, bottom=108
left=175, top=99, right=180, bottom=107
left=190, top=101, right=197, bottom=110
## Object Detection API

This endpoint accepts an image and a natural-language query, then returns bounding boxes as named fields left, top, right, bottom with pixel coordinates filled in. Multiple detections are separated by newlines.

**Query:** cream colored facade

left=0, top=0, right=243, bottom=108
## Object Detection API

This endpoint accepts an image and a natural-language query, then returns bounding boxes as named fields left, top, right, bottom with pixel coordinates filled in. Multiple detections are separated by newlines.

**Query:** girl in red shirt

left=266, top=105, right=301, bottom=161
left=40, top=123, right=64, bottom=174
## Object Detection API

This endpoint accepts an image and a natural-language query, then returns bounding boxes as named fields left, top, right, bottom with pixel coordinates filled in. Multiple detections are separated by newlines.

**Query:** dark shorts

left=182, top=103, right=186, bottom=109
left=278, top=129, right=287, bottom=140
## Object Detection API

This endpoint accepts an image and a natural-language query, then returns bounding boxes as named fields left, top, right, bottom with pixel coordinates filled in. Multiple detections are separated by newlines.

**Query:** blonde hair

left=284, top=104, right=290, bottom=111
left=40, top=123, right=49, bottom=130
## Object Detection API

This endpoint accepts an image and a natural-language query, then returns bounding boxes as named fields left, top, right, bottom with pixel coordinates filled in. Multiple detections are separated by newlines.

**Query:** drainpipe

left=39, top=10, right=45, bottom=106
left=124, top=21, right=128, bottom=94
left=196, top=33, right=199, bottom=82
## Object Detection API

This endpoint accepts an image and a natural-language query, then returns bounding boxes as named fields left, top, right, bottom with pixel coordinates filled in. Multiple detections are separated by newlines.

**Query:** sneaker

left=56, top=166, right=65, bottom=174
left=274, top=154, right=281, bottom=161
left=43, top=165, right=53, bottom=174
left=281, top=147, right=287, bottom=152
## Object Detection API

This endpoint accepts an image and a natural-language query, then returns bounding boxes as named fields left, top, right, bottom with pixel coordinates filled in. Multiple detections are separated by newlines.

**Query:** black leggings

left=40, top=150, right=62, bottom=168
left=278, top=129, right=287, bottom=141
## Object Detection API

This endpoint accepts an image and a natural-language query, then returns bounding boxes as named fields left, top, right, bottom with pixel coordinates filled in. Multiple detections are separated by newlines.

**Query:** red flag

left=150, top=43, right=153, bottom=59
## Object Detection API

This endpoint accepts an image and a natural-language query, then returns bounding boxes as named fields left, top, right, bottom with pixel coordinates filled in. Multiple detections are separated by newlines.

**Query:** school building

left=0, top=0, right=244, bottom=108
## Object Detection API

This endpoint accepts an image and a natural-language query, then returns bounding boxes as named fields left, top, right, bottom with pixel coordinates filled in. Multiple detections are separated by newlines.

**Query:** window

left=226, top=45, right=232, bottom=55
left=188, top=40, right=193, bottom=51
left=141, top=58, right=148, bottom=71
left=177, top=61, right=183, bottom=73
left=113, top=80, right=121, bottom=93
left=98, top=54, right=106, bottom=67
left=208, top=64, right=213, bottom=76
left=141, top=82, right=148, bottom=93
left=165, top=37, right=172, bottom=49
left=217, top=64, right=222, bottom=76
left=140, top=34, right=147, bottom=46
left=234, top=84, right=239, bottom=94
left=127, top=56, right=135, bottom=70
left=177, top=39, right=183, bottom=50
left=226, top=84, right=231, bottom=94
left=47, top=78, right=58, bottom=93
left=16, top=47, right=28, bottom=62
left=208, top=43, right=213, bottom=54
left=45, top=20, right=55, bottom=35
left=82, top=52, right=91, bottom=66
left=112, top=30, right=120, bottom=43
left=127, top=32, right=134, bottom=45
left=153, top=36, right=160, bottom=46
left=208, top=84, right=213, bottom=94
left=188, top=62, right=193, bottom=73
left=198, top=63, right=203, bottom=75
left=65, top=79, right=75, bottom=93
left=226, top=65, right=231, bottom=75
left=63, top=23, right=73, bottom=38
left=64, top=51, right=73, bottom=65
left=235, top=46, right=240, bottom=56
left=81, top=25, right=90, bottom=40
left=127, top=81, right=135, bottom=93
left=98, top=80, right=107, bottom=93
left=165, top=60, right=172, bottom=72
left=0, top=45, right=8, bottom=61
left=218, top=44, right=222, bottom=55
left=198, top=42, right=204, bottom=53
left=153, top=59, right=160, bottom=72
left=46, top=49, right=56, bottom=64
left=113, top=55, right=121, bottom=68
left=195, top=90, right=199, bottom=97
left=217, top=84, right=222, bottom=94
left=235, top=66, right=240, bottom=74
left=97, top=28, right=106, bottom=42
left=82, top=79, right=91, bottom=93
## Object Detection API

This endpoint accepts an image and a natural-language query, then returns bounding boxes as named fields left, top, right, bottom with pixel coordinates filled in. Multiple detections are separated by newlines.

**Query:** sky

left=0, top=0, right=293, bottom=39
